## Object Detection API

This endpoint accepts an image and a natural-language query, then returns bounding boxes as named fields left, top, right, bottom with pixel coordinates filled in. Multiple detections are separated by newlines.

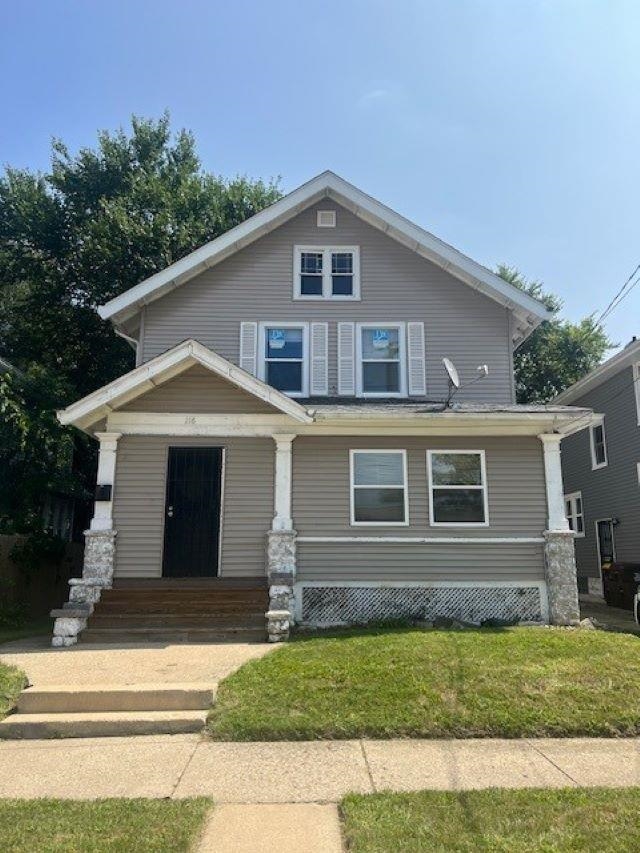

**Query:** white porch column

left=52, top=431, right=122, bottom=647
left=266, top=434, right=297, bottom=642
left=538, top=433, right=579, bottom=625
left=539, top=433, right=570, bottom=532
left=271, top=434, right=296, bottom=531
left=90, top=432, right=122, bottom=531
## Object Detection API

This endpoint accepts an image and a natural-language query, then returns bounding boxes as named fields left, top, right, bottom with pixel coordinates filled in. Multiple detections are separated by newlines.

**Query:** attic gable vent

left=317, top=210, right=336, bottom=228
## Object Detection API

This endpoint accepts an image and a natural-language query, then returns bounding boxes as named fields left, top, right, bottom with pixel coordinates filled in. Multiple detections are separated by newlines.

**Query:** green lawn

left=341, top=788, right=640, bottom=852
left=0, top=661, right=27, bottom=720
left=0, top=798, right=211, bottom=853
left=207, top=627, right=640, bottom=740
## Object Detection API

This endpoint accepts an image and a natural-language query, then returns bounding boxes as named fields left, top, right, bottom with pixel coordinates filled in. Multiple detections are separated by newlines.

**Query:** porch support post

left=266, top=434, right=297, bottom=642
left=539, top=433, right=580, bottom=626
left=51, top=431, right=122, bottom=647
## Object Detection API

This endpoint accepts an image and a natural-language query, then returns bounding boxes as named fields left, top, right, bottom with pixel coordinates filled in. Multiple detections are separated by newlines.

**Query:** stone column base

left=544, top=529, right=580, bottom=626
left=50, top=529, right=117, bottom=647
left=266, top=529, right=297, bottom=641
left=266, top=610, right=291, bottom=642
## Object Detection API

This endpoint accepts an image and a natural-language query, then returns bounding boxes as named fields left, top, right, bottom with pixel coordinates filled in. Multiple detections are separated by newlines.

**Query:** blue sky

left=1, top=0, right=638, bottom=350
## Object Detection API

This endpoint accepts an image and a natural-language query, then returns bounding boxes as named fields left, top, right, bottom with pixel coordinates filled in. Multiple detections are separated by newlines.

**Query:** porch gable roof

left=57, top=339, right=314, bottom=431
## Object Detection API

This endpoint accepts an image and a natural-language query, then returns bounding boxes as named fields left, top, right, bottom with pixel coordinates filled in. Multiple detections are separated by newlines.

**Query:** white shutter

left=239, top=322, right=258, bottom=376
left=407, top=322, right=426, bottom=395
left=310, top=322, right=328, bottom=396
left=338, top=322, right=355, bottom=396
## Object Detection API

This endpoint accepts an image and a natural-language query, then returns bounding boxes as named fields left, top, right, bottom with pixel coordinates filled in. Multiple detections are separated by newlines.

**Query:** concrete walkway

left=0, top=637, right=273, bottom=687
left=580, top=594, right=640, bottom=635
left=0, top=734, right=638, bottom=800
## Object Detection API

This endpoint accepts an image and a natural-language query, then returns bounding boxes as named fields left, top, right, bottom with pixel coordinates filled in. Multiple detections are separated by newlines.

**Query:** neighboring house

left=52, top=171, right=589, bottom=646
left=556, top=338, right=640, bottom=597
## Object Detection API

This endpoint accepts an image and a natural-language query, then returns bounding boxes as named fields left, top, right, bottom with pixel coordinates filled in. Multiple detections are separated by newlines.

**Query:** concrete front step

left=0, top=710, right=208, bottom=739
left=80, top=627, right=267, bottom=644
left=17, top=683, right=215, bottom=714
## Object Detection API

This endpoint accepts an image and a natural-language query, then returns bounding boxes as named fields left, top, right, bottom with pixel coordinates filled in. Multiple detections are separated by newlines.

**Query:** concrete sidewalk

left=0, top=734, right=638, bottom=801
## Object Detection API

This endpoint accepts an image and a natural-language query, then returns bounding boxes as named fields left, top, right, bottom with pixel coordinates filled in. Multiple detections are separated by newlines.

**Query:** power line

left=593, top=263, right=640, bottom=327
left=596, top=263, right=640, bottom=327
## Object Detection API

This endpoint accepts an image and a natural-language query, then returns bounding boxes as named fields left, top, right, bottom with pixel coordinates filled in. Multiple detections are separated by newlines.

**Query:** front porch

left=80, top=577, right=269, bottom=644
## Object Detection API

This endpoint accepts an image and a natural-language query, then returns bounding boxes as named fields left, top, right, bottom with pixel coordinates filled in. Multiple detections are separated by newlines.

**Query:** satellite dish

left=442, top=358, right=460, bottom=389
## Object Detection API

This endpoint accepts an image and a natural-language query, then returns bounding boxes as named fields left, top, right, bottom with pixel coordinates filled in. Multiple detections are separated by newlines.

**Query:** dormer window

left=294, top=246, right=360, bottom=300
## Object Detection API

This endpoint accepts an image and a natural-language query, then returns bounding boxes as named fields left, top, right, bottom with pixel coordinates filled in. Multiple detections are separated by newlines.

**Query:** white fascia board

left=98, top=170, right=551, bottom=336
left=554, top=340, right=640, bottom=405
left=57, top=339, right=313, bottom=429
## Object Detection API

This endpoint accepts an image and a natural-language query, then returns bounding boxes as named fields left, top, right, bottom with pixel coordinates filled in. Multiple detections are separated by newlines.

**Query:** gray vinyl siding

left=112, top=436, right=273, bottom=578
left=292, top=435, right=546, bottom=583
left=561, top=365, right=640, bottom=581
left=121, top=365, right=277, bottom=414
left=297, top=542, right=545, bottom=582
left=141, top=202, right=514, bottom=403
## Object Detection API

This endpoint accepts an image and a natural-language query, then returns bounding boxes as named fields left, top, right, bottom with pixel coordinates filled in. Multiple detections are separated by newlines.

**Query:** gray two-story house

left=556, top=338, right=640, bottom=597
left=52, top=171, right=588, bottom=646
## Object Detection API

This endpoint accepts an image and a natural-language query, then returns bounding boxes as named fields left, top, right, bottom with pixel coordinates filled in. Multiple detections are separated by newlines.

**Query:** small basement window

left=294, top=246, right=360, bottom=300
left=590, top=418, right=608, bottom=470
left=428, top=450, right=489, bottom=526
left=565, top=491, right=585, bottom=536
left=350, top=450, right=408, bottom=525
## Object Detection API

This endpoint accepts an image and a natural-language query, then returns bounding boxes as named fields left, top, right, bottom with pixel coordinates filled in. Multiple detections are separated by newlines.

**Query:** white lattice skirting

left=299, top=584, right=544, bottom=626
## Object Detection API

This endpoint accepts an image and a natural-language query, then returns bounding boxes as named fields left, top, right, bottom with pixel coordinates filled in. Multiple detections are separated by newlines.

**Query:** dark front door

left=162, top=447, right=223, bottom=577
left=596, top=519, right=615, bottom=567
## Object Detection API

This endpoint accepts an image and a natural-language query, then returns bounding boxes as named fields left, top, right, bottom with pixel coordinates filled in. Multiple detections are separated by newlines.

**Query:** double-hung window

left=294, top=246, right=360, bottom=299
left=356, top=323, right=406, bottom=397
left=565, top=491, right=584, bottom=536
left=427, top=450, right=488, bottom=526
left=350, top=450, right=408, bottom=525
left=258, top=323, right=308, bottom=397
left=590, top=417, right=608, bottom=469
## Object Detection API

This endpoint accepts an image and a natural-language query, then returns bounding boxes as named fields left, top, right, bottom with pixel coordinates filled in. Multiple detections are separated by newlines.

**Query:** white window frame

left=257, top=321, right=309, bottom=398
left=427, top=449, right=490, bottom=528
left=349, top=449, right=409, bottom=527
left=634, top=362, right=640, bottom=425
left=293, top=245, right=361, bottom=300
left=589, top=416, right=608, bottom=470
left=564, top=491, right=585, bottom=538
left=356, top=322, right=407, bottom=398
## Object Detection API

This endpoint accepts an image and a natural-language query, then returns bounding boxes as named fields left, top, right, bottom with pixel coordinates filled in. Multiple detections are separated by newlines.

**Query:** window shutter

left=310, top=322, right=328, bottom=396
left=407, top=322, right=426, bottom=396
left=239, top=322, right=258, bottom=376
left=338, top=322, right=355, bottom=396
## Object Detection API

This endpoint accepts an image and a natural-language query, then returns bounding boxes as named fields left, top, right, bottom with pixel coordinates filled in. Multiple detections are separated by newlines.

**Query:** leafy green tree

left=0, top=365, right=77, bottom=533
left=0, top=115, right=281, bottom=532
left=497, top=265, right=612, bottom=403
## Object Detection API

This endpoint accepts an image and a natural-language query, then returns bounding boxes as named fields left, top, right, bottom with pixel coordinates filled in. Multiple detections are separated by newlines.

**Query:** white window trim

left=293, top=245, right=361, bottom=301
left=349, top=449, right=409, bottom=527
left=564, top=490, right=585, bottom=538
left=589, top=416, right=608, bottom=470
left=637, top=461, right=640, bottom=486
left=634, top=362, right=640, bottom=426
left=257, top=321, right=309, bottom=398
left=356, top=322, right=407, bottom=398
left=427, top=449, right=490, bottom=528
